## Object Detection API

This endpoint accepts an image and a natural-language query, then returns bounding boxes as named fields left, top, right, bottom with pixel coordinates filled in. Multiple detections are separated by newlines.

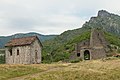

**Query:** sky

left=0, top=0, right=120, bottom=36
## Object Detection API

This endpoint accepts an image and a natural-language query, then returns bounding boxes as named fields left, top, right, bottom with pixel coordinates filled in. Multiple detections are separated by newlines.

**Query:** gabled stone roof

left=5, top=36, right=42, bottom=47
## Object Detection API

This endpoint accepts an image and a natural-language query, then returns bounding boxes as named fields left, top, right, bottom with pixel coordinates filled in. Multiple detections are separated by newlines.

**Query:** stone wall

left=91, top=48, right=106, bottom=59
left=90, top=29, right=107, bottom=59
left=30, top=39, right=42, bottom=64
left=90, top=29, right=109, bottom=48
left=75, top=40, right=90, bottom=54
left=5, top=45, right=31, bottom=64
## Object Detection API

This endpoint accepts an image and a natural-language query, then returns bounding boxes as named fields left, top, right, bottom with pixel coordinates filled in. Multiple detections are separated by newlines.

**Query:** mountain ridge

left=0, top=32, right=57, bottom=48
left=83, top=10, right=120, bottom=35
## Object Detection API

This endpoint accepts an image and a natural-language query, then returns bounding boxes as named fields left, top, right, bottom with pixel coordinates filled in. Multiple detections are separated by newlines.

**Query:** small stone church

left=5, top=36, right=42, bottom=64
left=72, top=29, right=109, bottom=60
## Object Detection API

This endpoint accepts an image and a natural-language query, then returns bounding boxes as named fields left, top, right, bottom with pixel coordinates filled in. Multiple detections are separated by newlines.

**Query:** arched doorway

left=84, top=50, right=90, bottom=60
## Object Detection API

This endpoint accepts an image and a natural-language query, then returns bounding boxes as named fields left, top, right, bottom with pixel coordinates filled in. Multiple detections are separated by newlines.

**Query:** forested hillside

left=42, top=10, right=120, bottom=63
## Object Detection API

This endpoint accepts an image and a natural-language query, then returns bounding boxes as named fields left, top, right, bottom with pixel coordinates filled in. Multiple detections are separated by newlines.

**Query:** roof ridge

left=5, top=36, right=38, bottom=47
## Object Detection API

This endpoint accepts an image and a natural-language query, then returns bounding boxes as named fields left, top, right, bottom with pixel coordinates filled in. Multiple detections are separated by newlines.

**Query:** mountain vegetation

left=42, top=29, right=91, bottom=63
left=42, top=10, right=120, bottom=63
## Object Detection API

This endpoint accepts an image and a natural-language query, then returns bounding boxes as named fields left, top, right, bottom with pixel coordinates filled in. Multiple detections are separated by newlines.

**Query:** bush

left=53, top=52, right=71, bottom=62
left=0, top=55, right=5, bottom=64
left=70, top=58, right=82, bottom=63
left=117, top=49, right=120, bottom=53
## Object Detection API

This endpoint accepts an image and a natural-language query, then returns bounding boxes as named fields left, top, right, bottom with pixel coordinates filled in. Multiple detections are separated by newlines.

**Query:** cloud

left=0, top=0, right=120, bottom=36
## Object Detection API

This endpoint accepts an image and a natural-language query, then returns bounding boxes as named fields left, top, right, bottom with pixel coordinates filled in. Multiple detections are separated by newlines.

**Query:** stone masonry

left=5, top=36, right=42, bottom=64
left=73, top=29, right=109, bottom=60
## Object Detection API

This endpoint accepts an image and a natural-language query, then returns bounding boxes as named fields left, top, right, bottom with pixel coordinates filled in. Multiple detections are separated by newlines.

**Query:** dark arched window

left=9, top=48, right=12, bottom=56
left=84, top=42, right=85, bottom=45
left=35, top=50, right=38, bottom=63
left=98, top=33, right=99, bottom=36
left=77, top=53, right=80, bottom=57
left=17, top=49, right=19, bottom=55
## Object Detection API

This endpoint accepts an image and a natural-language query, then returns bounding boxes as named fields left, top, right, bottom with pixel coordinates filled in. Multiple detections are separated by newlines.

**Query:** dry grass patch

left=27, top=59, right=120, bottom=80
left=1, top=58, right=120, bottom=80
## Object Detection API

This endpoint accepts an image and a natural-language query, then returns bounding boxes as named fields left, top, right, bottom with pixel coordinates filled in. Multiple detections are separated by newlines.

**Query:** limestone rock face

left=98, top=10, right=111, bottom=17
left=83, top=10, right=120, bottom=36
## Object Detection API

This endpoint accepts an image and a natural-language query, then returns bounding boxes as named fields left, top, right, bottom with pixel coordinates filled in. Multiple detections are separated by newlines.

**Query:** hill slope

left=42, top=10, right=120, bottom=62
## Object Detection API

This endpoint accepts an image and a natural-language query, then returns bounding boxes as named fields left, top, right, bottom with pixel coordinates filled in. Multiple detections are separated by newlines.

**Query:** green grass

left=0, top=65, right=43, bottom=80
left=0, top=63, right=69, bottom=80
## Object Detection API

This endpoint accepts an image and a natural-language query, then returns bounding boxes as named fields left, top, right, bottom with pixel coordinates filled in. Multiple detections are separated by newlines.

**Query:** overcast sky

left=0, top=0, right=120, bottom=36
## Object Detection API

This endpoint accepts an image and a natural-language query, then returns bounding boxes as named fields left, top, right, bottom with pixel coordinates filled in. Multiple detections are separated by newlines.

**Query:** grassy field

left=0, top=57, right=120, bottom=80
